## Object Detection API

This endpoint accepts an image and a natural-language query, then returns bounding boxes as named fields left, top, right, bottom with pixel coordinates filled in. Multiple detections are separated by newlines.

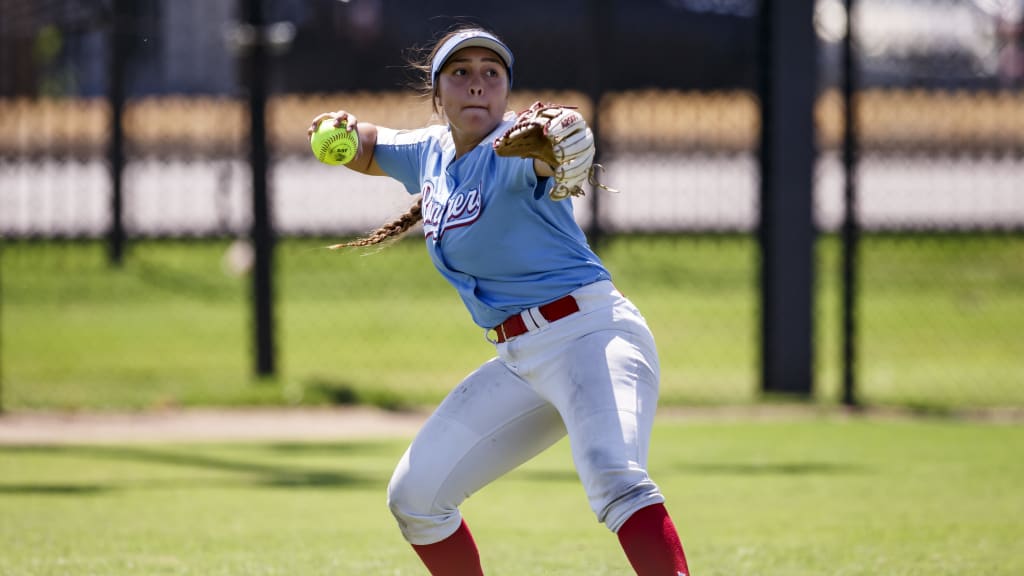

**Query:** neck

left=451, top=129, right=483, bottom=158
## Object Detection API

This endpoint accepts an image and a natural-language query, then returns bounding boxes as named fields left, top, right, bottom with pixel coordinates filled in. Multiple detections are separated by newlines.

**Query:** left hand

left=493, top=102, right=596, bottom=200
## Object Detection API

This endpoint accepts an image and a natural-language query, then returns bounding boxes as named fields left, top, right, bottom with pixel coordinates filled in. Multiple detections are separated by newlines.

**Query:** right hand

left=307, top=110, right=383, bottom=176
left=307, top=110, right=359, bottom=141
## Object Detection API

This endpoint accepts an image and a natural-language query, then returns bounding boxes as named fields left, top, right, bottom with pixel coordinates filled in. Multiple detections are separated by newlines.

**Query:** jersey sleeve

left=374, top=127, right=438, bottom=195
left=512, top=156, right=555, bottom=201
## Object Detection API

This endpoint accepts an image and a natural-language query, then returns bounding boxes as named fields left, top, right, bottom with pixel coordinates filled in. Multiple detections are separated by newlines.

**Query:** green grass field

left=1, top=418, right=1021, bottom=575
left=2, top=235, right=1021, bottom=411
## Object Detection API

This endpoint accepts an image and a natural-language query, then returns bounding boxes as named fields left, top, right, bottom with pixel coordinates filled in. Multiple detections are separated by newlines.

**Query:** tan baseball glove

left=493, top=101, right=609, bottom=201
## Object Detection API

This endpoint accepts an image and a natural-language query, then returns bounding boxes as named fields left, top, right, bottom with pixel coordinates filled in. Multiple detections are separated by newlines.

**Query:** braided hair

left=328, top=196, right=423, bottom=249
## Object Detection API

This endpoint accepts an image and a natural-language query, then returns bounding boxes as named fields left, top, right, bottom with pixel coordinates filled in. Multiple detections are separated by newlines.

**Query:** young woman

left=309, top=26, right=691, bottom=576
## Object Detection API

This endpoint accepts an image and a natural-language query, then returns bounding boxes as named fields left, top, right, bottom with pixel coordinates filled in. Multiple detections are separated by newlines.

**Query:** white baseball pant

left=387, top=280, right=665, bottom=545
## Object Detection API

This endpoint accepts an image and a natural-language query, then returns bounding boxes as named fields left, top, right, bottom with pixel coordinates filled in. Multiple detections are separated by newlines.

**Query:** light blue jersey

left=374, top=120, right=611, bottom=329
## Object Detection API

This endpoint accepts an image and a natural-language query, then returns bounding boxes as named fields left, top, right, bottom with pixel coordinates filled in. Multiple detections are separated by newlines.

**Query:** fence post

left=0, top=244, right=4, bottom=414
left=841, top=0, right=859, bottom=407
left=758, top=0, right=817, bottom=397
left=107, top=0, right=127, bottom=267
left=243, top=0, right=276, bottom=378
left=585, top=0, right=614, bottom=249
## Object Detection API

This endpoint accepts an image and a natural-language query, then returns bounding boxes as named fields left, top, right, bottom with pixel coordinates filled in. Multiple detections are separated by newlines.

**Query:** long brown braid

left=328, top=196, right=423, bottom=249
left=329, top=196, right=423, bottom=249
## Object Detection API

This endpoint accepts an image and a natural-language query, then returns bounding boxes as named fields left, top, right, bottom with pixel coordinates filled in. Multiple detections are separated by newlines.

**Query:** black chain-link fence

left=1, top=0, right=1022, bottom=411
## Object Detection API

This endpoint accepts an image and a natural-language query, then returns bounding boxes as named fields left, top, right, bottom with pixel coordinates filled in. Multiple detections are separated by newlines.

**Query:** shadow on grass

left=0, top=444, right=384, bottom=494
left=677, top=461, right=868, bottom=476
left=0, top=483, right=110, bottom=495
left=475, top=462, right=866, bottom=485
left=302, top=377, right=412, bottom=412
left=264, top=440, right=405, bottom=455
left=511, top=469, right=580, bottom=483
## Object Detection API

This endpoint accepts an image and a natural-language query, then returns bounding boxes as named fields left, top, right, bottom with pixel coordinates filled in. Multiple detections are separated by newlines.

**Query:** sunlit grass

left=2, top=235, right=1021, bottom=410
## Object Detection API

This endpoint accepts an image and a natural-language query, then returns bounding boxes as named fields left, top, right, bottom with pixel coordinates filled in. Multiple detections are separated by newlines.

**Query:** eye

left=452, top=68, right=466, bottom=77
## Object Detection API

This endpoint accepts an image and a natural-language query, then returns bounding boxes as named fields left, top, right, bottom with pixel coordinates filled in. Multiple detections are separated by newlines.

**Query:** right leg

left=617, top=502, right=690, bottom=576
left=387, top=357, right=566, bottom=574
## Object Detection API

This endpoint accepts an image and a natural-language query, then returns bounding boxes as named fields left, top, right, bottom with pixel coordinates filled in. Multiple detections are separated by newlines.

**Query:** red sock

left=617, top=503, right=690, bottom=576
left=410, top=519, right=484, bottom=576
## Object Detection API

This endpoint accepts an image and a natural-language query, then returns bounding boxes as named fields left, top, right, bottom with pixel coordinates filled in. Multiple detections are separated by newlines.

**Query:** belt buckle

left=484, top=323, right=506, bottom=345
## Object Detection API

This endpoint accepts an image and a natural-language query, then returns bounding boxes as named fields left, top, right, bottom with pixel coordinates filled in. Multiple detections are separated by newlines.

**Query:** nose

left=468, top=72, right=484, bottom=96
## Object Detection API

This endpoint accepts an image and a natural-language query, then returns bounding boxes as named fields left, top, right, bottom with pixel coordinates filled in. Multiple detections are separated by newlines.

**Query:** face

left=435, top=46, right=510, bottom=147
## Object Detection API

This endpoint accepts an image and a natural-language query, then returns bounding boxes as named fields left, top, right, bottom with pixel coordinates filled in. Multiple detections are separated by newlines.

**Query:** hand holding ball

left=311, top=121, right=359, bottom=166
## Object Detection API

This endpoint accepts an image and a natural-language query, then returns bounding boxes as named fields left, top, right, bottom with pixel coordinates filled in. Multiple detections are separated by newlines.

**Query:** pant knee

left=387, top=467, right=463, bottom=545
left=598, top=480, right=666, bottom=533
left=386, top=473, right=434, bottom=527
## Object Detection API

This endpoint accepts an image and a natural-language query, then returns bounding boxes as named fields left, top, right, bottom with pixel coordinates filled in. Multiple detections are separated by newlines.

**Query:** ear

left=433, top=87, right=443, bottom=113
left=432, top=95, right=445, bottom=123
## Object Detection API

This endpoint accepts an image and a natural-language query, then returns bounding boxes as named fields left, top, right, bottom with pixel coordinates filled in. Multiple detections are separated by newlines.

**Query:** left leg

left=557, top=323, right=690, bottom=575
left=515, top=285, right=690, bottom=574
left=617, top=502, right=690, bottom=576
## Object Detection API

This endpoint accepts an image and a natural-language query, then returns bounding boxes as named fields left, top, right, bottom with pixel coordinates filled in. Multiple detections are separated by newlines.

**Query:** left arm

left=533, top=158, right=556, bottom=178
left=494, top=102, right=595, bottom=200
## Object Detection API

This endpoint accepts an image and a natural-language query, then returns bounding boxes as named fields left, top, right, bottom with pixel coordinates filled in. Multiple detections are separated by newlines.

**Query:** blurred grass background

left=3, top=235, right=1021, bottom=412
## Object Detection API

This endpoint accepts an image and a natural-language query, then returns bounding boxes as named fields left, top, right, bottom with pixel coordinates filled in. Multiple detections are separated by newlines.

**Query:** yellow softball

left=311, top=121, right=359, bottom=166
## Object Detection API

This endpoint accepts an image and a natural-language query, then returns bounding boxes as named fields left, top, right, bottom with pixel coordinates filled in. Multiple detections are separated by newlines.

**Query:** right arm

left=308, top=111, right=386, bottom=176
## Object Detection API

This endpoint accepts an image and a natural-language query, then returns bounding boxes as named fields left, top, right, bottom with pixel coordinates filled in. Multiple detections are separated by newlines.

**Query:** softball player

left=309, top=27, right=690, bottom=576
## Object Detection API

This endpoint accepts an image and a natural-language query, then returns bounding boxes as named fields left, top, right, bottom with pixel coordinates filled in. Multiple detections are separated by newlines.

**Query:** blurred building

left=1, top=0, right=1020, bottom=98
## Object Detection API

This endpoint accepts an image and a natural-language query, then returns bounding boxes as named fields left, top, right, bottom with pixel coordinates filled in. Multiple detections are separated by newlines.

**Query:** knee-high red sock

left=410, top=519, right=484, bottom=576
left=617, top=503, right=690, bottom=576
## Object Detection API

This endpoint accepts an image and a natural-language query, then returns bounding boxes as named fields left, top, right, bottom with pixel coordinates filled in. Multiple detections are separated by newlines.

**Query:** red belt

left=492, top=295, right=580, bottom=343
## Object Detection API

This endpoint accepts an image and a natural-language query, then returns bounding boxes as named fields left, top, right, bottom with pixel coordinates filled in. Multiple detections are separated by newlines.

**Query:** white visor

left=431, top=30, right=514, bottom=87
